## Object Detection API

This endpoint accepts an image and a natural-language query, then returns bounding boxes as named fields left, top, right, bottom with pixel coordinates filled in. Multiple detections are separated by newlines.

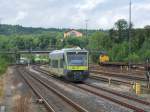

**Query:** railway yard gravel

left=22, top=71, right=79, bottom=112
left=87, top=78, right=150, bottom=102
left=30, top=67, right=133, bottom=112
left=86, top=78, right=131, bottom=93
left=1, top=65, right=150, bottom=112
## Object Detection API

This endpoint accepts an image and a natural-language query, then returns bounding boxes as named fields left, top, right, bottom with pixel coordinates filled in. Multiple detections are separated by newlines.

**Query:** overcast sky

left=0, top=0, right=150, bottom=29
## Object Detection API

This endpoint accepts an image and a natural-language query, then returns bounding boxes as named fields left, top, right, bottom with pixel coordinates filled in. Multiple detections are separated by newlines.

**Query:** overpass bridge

left=0, top=49, right=98, bottom=54
left=0, top=50, right=53, bottom=54
left=0, top=50, right=53, bottom=63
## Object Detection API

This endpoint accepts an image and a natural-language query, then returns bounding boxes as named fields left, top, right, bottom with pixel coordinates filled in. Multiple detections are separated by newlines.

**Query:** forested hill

left=0, top=24, right=98, bottom=35
left=0, top=24, right=64, bottom=35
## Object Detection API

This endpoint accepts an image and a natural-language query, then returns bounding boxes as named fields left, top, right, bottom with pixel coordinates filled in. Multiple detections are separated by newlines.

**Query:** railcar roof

left=49, top=48, right=88, bottom=59
left=50, top=48, right=87, bottom=54
left=63, top=47, right=88, bottom=52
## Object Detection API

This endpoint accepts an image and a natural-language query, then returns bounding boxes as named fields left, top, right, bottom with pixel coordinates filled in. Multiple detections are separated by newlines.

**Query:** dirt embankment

left=0, top=66, right=47, bottom=112
left=0, top=68, right=7, bottom=103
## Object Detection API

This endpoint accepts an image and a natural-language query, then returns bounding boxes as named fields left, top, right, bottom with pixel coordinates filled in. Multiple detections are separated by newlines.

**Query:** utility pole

left=0, top=18, right=2, bottom=31
left=146, top=59, right=150, bottom=88
left=0, top=18, right=1, bottom=24
left=85, top=19, right=89, bottom=38
left=128, top=0, right=132, bottom=73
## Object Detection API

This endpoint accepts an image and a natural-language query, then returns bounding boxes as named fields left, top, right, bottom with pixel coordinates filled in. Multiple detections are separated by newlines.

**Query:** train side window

left=52, top=60, right=58, bottom=68
left=55, top=60, right=58, bottom=68
left=60, top=59, right=64, bottom=68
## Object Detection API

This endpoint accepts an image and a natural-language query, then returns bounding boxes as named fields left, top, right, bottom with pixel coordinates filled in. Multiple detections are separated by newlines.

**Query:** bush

left=90, top=53, right=100, bottom=63
left=127, top=53, right=140, bottom=63
left=63, top=37, right=88, bottom=48
left=108, top=42, right=128, bottom=62
left=141, top=50, right=150, bottom=61
left=0, top=58, right=8, bottom=74
left=0, top=56, right=8, bottom=75
left=139, top=39, right=150, bottom=61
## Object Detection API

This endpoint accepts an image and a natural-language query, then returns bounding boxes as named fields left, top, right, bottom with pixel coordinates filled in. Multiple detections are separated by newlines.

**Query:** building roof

left=64, top=29, right=81, bottom=33
left=64, top=29, right=83, bottom=38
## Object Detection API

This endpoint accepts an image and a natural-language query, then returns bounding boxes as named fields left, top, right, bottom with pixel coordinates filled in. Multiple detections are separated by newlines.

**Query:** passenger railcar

left=49, top=47, right=89, bottom=82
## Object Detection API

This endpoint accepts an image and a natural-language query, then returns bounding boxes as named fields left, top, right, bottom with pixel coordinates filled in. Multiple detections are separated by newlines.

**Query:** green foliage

left=138, top=37, right=150, bottom=61
left=88, top=32, right=109, bottom=50
left=127, top=53, right=140, bottom=63
left=0, top=24, right=64, bottom=35
left=0, top=24, right=96, bottom=36
left=132, top=29, right=146, bottom=51
left=109, top=42, right=128, bottom=61
left=88, top=32, right=110, bottom=63
left=63, top=37, right=88, bottom=48
left=115, top=19, right=128, bottom=30
left=88, top=19, right=150, bottom=63
left=141, top=50, right=150, bottom=61
left=0, top=55, right=8, bottom=75
left=0, top=19, right=150, bottom=63
left=114, top=19, right=129, bottom=42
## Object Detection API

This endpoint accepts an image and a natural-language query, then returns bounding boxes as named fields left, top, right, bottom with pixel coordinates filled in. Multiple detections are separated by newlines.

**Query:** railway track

left=75, top=84, right=149, bottom=112
left=90, top=74, right=148, bottom=88
left=84, top=83, right=150, bottom=105
left=38, top=65, right=145, bottom=86
left=17, top=67, right=89, bottom=112
left=90, top=75, right=132, bottom=85
left=32, top=65, right=150, bottom=112
left=40, top=65, right=146, bottom=82
left=90, top=64, right=146, bottom=76
left=90, top=70, right=147, bottom=81
left=17, top=68, right=55, bottom=112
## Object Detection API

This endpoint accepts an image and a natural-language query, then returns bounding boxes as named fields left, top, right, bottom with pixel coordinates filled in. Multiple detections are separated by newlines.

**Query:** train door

left=58, top=59, right=64, bottom=76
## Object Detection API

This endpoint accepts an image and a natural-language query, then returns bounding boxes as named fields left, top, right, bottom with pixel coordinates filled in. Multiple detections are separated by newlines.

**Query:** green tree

left=88, top=32, right=109, bottom=62
left=132, top=29, right=146, bottom=52
left=127, top=53, right=140, bottom=63
left=144, top=25, right=150, bottom=38
left=114, top=19, right=129, bottom=42
left=109, top=42, right=128, bottom=61
left=63, top=37, right=87, bottom=48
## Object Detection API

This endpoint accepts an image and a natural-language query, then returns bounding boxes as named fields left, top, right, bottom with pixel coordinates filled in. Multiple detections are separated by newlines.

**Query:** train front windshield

left=67, top=52, right=88, bottom=66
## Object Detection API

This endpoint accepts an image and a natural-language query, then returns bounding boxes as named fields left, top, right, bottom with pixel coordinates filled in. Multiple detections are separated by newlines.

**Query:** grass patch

left=0, top=57, right=7, bottom=99
left=0, top=79, right=4, bottom=98
left=0, top=57, right=8, bottom=76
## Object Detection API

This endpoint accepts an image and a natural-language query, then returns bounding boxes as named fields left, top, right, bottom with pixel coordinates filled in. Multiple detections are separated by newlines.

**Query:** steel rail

left=90, top=75, right=131, bottom=85
left=33, top=66, right=148, bottom=112
left=75, top=84, right=146, bottom=112
left=90, top=70, right=146, bottom=81
left=84, top=82, right=150, bottom=106
left=17, top=69, right=56, bottom=112
left=25, top=69, right=89, bottom=112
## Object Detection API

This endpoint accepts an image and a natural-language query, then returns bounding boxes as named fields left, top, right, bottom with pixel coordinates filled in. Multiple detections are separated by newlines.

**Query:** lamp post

left=85, top=19, right=89, bottom=38
left=0, top=18, right=2, bottom=24
left=0, top=18, right=2, bottom=33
